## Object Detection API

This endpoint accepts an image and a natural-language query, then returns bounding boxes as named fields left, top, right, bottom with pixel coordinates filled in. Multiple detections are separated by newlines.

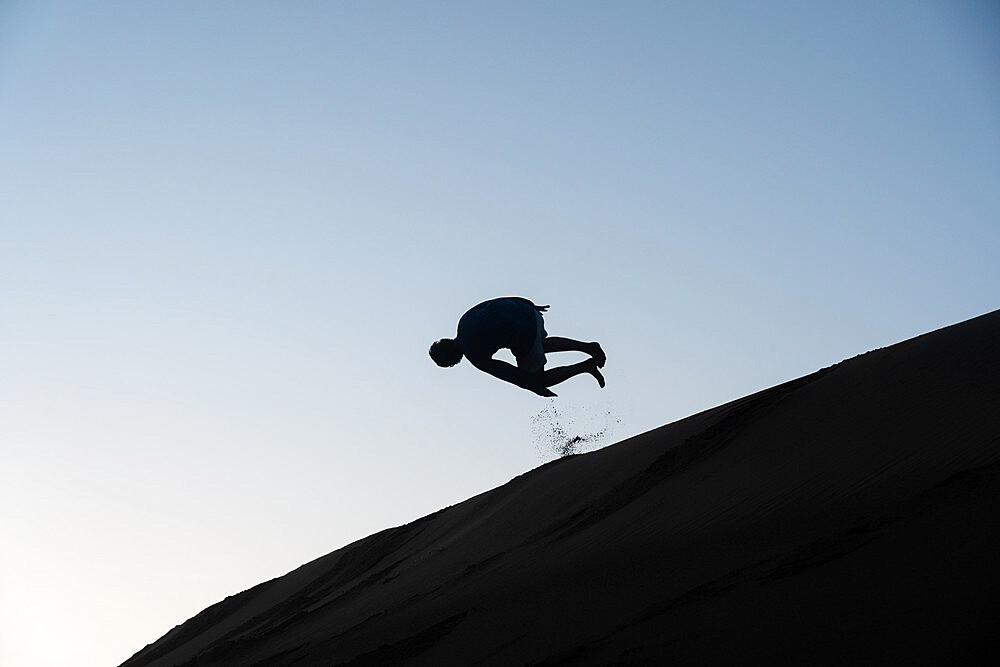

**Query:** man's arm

left=468, top=357, right=556, bottom=397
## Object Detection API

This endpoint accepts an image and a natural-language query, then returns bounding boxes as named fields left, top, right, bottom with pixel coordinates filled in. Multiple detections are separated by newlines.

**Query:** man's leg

left=540, top=358, right=605, bottom=388
left=542, top=337, right=606, bottom=367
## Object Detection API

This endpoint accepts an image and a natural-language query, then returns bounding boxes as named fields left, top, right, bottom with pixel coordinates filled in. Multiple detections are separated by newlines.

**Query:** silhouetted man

left=429, top=297, right=606, bottom=397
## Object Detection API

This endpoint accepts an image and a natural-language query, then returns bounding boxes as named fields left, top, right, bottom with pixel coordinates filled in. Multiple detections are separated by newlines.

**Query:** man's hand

left=534, top=386, right=557, bottom=398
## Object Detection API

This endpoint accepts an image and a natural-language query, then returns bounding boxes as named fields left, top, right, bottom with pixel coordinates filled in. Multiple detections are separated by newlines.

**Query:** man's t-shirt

left=456, top=297, right=545, bottom=369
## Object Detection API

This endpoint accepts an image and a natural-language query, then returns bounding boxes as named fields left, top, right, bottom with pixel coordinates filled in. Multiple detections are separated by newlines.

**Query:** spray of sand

left=531, top=399, right=621, bottom=460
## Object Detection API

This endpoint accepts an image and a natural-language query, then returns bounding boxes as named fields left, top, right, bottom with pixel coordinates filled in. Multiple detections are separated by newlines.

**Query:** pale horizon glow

left=1, top=2, right=998, bottom=665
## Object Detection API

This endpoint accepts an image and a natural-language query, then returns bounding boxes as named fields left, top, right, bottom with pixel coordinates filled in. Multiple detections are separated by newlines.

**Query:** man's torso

left=457, top=297, right=541, bottom=363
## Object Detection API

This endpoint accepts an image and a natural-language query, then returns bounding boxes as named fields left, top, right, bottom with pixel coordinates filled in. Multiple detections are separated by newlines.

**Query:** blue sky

left=2, top=2, right=998, bottom=665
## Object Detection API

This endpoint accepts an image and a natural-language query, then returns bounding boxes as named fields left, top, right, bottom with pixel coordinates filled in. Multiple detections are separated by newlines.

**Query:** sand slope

left=123, top=310, right=1000, bottom=666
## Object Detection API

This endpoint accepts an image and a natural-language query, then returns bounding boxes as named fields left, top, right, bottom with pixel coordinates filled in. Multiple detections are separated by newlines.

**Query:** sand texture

left=123, top=310, right=1000, bottom=666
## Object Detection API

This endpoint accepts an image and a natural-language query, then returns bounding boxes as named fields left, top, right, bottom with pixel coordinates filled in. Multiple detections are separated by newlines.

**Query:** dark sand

left=123, top=310, right=1000, bottom=666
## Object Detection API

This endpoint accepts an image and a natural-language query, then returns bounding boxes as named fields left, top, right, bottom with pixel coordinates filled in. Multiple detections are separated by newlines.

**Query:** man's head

left=429, top=338, right=463, bottom=367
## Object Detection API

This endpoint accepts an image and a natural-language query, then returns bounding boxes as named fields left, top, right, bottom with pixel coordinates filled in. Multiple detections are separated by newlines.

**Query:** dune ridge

left=124, top=310, right=1000, bottom=666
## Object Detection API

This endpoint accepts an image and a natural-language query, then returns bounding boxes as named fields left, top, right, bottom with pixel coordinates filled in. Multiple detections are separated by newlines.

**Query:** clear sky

left=1, top=2, right=997, bottom=665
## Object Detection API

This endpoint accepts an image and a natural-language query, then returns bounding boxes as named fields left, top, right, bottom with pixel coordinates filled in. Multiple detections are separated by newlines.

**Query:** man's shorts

left=516, top=310, right=547, bottom=375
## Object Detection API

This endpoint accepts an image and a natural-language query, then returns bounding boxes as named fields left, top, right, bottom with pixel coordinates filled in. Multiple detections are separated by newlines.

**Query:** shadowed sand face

left=123, top=310, right=1000, bottom=667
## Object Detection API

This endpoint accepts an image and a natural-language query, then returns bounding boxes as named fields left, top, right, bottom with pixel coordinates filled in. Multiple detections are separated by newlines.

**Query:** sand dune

left=123, top=310, right=1000, bottom=666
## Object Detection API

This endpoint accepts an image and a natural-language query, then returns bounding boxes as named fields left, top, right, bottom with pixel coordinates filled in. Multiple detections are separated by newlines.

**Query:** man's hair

left=429, top=338, right=463, bottom=367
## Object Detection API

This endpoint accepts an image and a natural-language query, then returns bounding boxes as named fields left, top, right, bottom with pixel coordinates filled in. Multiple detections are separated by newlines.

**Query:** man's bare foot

left=588, top=342, right=606, bottom=368
left=589, top=365, right=606, bottom=388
